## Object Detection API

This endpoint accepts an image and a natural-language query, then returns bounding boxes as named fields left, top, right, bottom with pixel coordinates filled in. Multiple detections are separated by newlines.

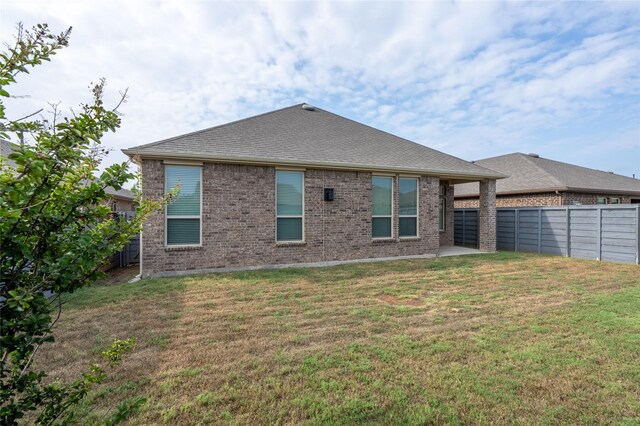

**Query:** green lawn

left=39, top=252, right=640, bottom=425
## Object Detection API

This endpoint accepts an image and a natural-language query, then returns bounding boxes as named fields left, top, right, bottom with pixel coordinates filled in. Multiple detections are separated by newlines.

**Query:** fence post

left=596, top=207, right=602, bottom=261
left=566, top=207, right=570, bottom=257
left=537, top=209, right=542, bottom=253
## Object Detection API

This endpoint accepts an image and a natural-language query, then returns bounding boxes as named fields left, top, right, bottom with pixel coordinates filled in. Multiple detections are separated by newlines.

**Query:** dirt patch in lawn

left=99, top=264, right=139, bottom=286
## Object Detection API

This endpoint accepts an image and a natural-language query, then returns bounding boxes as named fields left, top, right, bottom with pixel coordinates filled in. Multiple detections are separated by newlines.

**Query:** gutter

left=121, top=149, right=508, bottom=181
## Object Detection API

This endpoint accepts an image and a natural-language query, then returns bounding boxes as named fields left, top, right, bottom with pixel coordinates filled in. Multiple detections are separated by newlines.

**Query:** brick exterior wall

left=110, top=197, right=135, bottom=212
left=561, top=192, right=631, bottom=205
left=141, top=160, right=444, bottom=277
left=439, top=183, right=454, bottom=246
left=455, top=191, right=631, bottom=209
left=478, top=180, right=496, bottom=252
left=455, top=192, right=561, bottom=208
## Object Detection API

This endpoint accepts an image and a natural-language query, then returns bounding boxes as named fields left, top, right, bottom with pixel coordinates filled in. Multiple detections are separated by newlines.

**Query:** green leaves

left=102, top=338, right=137, bottom=367
left=0, top=23, right=166, bottom=425
left=5, top=290, right=34, bottom=311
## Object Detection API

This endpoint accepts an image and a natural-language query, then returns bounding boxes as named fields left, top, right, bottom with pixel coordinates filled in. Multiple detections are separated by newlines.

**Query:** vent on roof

left=527, top=153, right=539, bottom=158
left=301, top=103, right=315, bottom=111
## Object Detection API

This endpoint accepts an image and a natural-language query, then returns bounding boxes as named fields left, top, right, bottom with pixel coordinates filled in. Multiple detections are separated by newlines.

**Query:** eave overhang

left=122, top=149, right=508, bottom=181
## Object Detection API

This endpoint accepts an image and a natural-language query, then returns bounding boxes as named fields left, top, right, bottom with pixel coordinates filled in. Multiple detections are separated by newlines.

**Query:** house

left=123, top=104, right=505, bottom=278
left=104, top=187, right=136, bottom=212
left=455, top=153, right=640, bottom=208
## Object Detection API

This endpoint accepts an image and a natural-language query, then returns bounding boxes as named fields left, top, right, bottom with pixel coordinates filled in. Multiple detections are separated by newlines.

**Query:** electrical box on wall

left=324, top=188, right=335, bottom=201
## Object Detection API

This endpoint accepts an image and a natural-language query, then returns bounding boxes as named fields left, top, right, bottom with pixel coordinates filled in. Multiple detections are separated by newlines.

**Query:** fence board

left=454, top=209, right=479, bottom=248
left=454, top=205, right=639, bottom=264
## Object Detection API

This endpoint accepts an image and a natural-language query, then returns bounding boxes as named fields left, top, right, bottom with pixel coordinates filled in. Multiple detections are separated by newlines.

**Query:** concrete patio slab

left=438, top=246, right=484, bottom=257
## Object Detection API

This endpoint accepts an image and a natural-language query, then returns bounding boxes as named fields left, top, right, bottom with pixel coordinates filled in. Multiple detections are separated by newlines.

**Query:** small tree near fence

left=0, top=24, right=169, bottom=424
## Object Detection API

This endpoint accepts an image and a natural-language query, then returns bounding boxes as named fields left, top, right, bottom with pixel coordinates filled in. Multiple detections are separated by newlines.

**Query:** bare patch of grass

left=36, top=252, right=640, bottom=424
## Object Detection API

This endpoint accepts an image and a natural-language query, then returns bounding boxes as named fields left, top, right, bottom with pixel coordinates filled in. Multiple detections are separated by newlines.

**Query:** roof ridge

left=516, top=152, right=566, bottom=188
left=313, top=106, right=498, bottom=174
left=535, top=154, right=637, bottom=180
left=128, top=103, right=305, bottom=151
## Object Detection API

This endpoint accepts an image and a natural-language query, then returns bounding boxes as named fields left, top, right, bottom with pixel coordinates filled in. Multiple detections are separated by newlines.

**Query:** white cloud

left=1, top=0, right=639, bottom=179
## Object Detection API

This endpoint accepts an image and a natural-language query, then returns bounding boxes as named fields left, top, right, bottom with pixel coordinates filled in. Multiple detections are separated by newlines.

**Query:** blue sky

left=2, top=1, right=639, bottom=178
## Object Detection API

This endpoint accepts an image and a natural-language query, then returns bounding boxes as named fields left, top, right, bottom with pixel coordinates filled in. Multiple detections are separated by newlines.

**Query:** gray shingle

left=0, top=139, right=18, bottom=166
left=455, top=153, right=640, bottom=197
left=105, top=187, right=135, bottom=201
left=123, top=104, right=504, bottom=179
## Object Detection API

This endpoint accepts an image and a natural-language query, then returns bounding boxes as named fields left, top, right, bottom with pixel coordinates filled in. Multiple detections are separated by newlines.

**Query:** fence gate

left=454, top=209, right=478, bottom=248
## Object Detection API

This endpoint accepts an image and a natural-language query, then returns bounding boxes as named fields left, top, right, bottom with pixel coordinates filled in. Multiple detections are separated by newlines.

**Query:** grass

left=36, top=252, right=640, bottom=425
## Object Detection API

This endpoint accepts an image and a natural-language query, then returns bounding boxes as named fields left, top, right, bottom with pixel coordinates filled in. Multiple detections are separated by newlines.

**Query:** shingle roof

left=455, top=153, right=640, bottom=197
left=123, top=104, right=504, bottom=179
left=105, top=186, right=135, bottom=201
left=0, top=139, right=18, bottom=166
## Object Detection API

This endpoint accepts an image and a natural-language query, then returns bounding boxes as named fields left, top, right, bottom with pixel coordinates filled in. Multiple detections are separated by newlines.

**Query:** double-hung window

left=372, top=176, right=393, bottom=238
left=276, top=171, right=304, bottom=242
left=438, top=184, right=446, bottom=231
left=399, top=177, right=418, bottom=237
left=165, top=165, right=202, bottom=246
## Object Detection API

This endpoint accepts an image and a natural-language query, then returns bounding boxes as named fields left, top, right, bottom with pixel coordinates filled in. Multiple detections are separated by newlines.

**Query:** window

left=276, top=171, right=304, bottom=242
left=372, top=176, right=393, bottom=238
left=609, top=197, right=620, bottom=204
left=439, top=183, right=446, bottom=231
left=165, top=165, right=201, bottom=246
left=597, top=197, right=607, bottom=205
left=399, top=177, right=418, bottom=237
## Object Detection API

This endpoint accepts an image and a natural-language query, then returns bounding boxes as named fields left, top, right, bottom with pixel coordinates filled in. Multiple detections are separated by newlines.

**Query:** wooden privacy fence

left=454, top=205, right=640, bottom=265
left=111, top=212, right=140, bottom=269
left=454, top=209, right=478, bottom=248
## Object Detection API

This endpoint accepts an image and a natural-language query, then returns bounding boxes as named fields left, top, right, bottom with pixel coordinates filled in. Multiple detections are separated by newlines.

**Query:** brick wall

left=141, top=161, right=443, bottom=277
left=478, top=180, right=496, bottom=252
left=455, top=191, right=632, bottom=209
left=455, top=192, right=561, bottom=208
left=439, top=183, right=454, bottom=246
left=561, top=192, right=631, bottom=205
left=114, top=198, right=135, bottom=212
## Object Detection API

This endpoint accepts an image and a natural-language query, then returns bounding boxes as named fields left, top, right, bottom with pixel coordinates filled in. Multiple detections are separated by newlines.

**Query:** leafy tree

left=0, top=24, right=167, bottom=424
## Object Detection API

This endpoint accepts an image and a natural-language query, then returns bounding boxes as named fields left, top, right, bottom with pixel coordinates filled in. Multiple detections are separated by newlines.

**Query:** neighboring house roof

left=0, top=139, right=18, bottom=166
left=105, top=186, right=135, bottom=201
left=455, top=153, right=640, bottom=197
left=123, top=104, right=505, bottom=180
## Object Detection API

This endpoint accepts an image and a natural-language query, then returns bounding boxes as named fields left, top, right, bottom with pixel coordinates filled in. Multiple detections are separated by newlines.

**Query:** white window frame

left=597, top=197, right=607, bottom=205
left=399, top=177, right=419, bottom=238
left=609, top=197, right=620, bottom=204
left=165, top=165, right=203, bottom=247
left=275, top=170, right=305, bottom=243
left=372, top=175, right=394, bottom=239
